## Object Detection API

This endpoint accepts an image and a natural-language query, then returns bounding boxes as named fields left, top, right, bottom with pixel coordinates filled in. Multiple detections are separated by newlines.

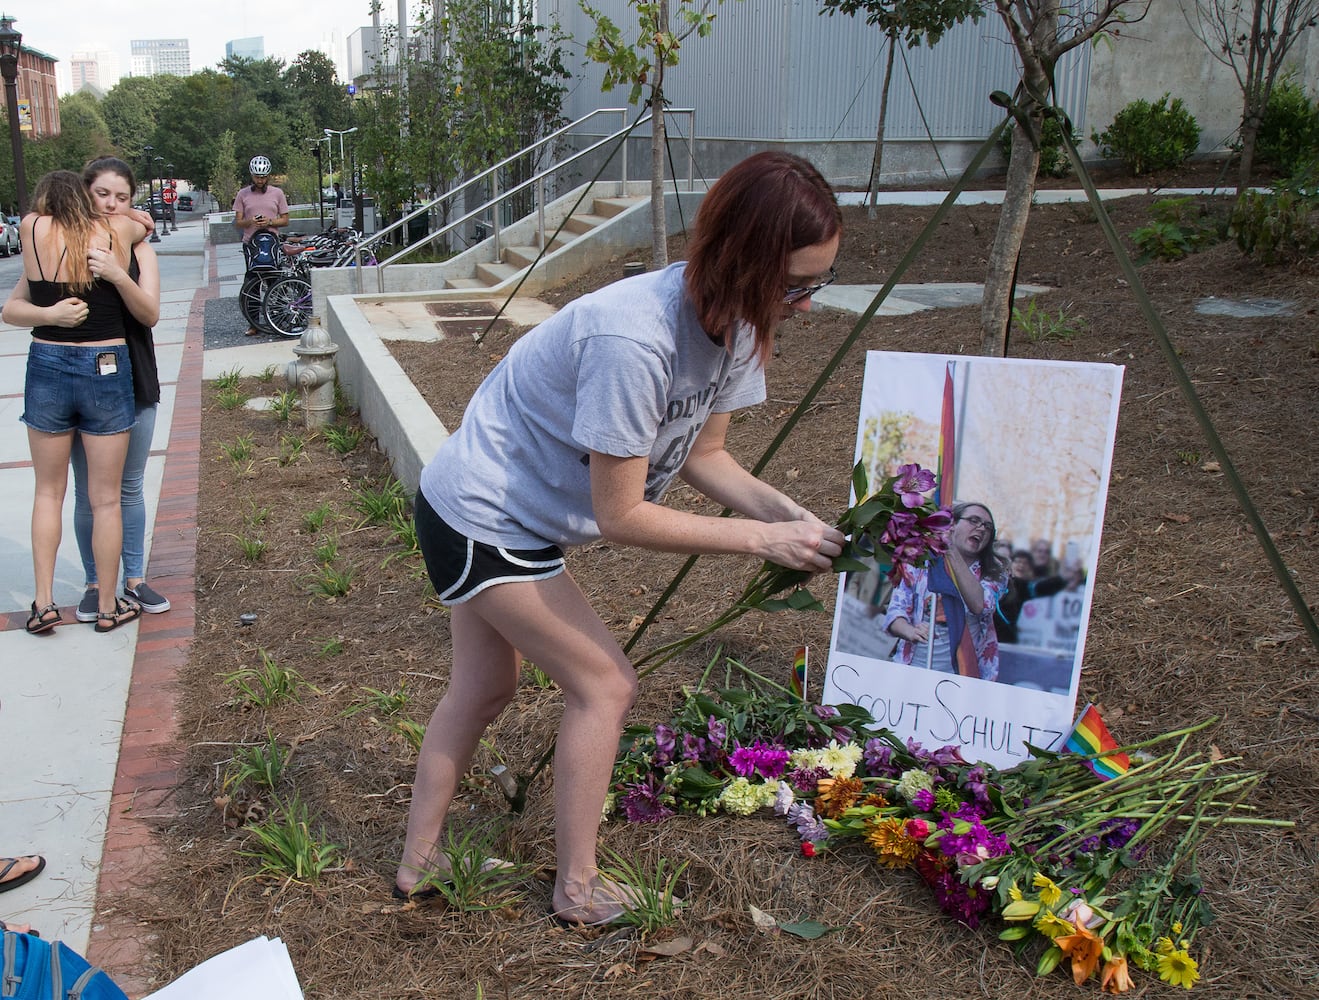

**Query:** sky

left=10, top=0, right=390, bottom=95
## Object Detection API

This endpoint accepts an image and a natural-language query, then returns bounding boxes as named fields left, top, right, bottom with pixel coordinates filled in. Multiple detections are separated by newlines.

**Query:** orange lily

left=1101, top=956, right=1135, bottom=994
left=1055, top=923, right=1104, bottom=985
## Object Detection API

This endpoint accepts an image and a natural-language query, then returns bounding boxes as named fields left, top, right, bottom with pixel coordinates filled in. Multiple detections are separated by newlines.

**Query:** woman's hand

left=756, top=518, right=844, bottom=573
left=87, top=246, right=127, bottom=285
left=45, top=296, right=89, bottom=327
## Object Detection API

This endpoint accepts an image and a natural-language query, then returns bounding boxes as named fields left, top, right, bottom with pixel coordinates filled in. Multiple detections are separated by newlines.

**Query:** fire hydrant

left=285, top=325, right=340, bottom=429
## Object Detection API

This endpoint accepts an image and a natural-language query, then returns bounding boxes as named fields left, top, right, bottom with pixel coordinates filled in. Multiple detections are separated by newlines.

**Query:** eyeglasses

left=958, top=515, right=995, bottom=532
left=783, top=266, right=837, bottom=305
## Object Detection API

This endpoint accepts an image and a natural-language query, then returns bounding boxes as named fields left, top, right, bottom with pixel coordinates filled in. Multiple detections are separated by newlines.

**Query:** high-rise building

left=130, top=38, right=190, bottom=77
left=70, top=50, right=120, bottom=93
left=225, top=36, right=264, bottom=61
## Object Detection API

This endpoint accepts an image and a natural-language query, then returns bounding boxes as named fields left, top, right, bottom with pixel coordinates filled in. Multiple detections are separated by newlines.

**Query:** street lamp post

left=308, top=140, right=325, bottom=229
left=142, top=145, right=160, bottom=244
left=0, top=16, right=28, bottom=215
left=153, top=157, right=169, bottom=236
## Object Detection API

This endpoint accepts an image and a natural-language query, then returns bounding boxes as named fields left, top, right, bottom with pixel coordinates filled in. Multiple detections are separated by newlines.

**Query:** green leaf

left=778, top=919, right=833, bottom=939
left=999, top=925, right=1033, bottom=940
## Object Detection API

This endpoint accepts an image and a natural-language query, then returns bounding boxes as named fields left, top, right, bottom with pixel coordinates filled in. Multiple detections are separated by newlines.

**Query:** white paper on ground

left=142, top=935, right=303, bottom=1000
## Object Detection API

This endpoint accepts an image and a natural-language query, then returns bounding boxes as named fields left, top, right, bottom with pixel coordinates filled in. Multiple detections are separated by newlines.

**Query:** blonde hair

left=31, top=170, right=101, bottom=292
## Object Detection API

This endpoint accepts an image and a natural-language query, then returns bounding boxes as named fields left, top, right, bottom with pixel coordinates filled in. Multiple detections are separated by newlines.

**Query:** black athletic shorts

left=414, top=490, right=565, bottom=605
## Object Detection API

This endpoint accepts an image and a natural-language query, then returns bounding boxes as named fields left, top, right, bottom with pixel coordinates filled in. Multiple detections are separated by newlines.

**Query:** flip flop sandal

left=392, top=857, right=516, bottom=902
left=95, top=598, right=141, bottom=633
left=0, top=855, right=45, bottom=894
left=25, top=602, right=61, bottom=634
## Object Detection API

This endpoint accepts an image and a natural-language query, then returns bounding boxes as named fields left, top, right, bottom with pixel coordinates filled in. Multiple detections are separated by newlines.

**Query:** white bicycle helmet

left=248, top=155, right=272, bottom=177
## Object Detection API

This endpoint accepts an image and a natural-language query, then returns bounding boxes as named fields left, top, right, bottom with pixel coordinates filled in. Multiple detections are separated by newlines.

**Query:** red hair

left=685, top=152, right=841, bottom=363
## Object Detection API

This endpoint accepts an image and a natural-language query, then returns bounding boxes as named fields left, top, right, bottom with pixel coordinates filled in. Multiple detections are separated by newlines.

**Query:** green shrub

left=1130, top=197, right=1225, bottom=262
left=1093, top=94, right=1201, bottom=175
left=1229, top=163, right=1319, bottom=263
left=999, top=114, right=1079, bottom=178
left=1256, top=78, right=1319, bottom=176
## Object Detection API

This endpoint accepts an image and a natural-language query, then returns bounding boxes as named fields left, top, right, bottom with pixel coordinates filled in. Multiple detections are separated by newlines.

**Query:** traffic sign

left=162, top=189, right=176, bottom=204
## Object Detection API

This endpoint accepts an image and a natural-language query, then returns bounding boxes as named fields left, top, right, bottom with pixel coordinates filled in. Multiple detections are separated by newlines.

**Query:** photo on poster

left=821, top=352, right=1124, bottom=768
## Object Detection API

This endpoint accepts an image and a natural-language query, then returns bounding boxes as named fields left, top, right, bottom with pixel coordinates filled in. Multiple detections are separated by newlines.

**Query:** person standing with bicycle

left=233, top=155, right=288, bottom=337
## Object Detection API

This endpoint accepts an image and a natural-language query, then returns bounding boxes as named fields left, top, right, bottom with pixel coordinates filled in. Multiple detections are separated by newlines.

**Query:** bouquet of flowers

left=634, top=462, right=950, bottom=670
left=608, top=673, right=1286, bottom=992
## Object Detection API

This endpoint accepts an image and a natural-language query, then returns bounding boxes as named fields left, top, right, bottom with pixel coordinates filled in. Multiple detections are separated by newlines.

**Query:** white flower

left=719, top=776, right=766, bottom=816
left=790, top=747, right=824, bottom=771
left=819, top=740, right=863, bottom=779
left=773, top=781, right=796, bottom=815
left=896, top=768, right=935, bottom=801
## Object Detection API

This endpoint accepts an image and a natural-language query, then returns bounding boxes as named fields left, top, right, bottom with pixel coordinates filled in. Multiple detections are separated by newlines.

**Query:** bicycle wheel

left=239, top=269, right=272, bottom=331
left=263, top=277, right=313, bottom=338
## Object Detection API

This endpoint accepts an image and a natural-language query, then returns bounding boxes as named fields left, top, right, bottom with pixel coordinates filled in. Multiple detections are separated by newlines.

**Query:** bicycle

left=243, top=228, right=379, bottom=338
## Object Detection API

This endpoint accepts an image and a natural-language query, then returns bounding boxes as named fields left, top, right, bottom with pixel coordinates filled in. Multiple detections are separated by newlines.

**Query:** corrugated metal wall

left=544, top=0, right=1092, bottom=142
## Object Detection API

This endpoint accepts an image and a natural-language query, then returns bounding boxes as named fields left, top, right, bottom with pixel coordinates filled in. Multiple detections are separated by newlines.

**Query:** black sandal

left=94, top=598, right=141, bottom=633
left=25, top=602, right=61, bottom=634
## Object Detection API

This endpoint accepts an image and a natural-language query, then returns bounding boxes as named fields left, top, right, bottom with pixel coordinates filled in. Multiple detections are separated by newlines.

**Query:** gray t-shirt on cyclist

left=420, top=262, right=767, bottom=550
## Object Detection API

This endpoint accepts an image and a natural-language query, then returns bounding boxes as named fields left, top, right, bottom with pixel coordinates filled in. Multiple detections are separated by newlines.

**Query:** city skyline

left=10, top=1, right=376, bottom=95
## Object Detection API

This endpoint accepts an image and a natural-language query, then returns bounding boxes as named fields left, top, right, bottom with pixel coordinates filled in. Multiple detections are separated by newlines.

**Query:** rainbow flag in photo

left=790, top=647, right=808, bottom=702
left=935, top=362, right=956, bottom=507
left=1064, top=703, right=1131, bottom=780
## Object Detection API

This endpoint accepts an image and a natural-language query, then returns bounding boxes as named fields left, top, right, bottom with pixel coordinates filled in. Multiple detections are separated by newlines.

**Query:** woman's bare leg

left=27, top=428, right=74, bottom=610
left=461, top=573, right=638, bottom=921
left=396, top=571, right=637, bottom=920
left=396, top=601, right=521, bottom=893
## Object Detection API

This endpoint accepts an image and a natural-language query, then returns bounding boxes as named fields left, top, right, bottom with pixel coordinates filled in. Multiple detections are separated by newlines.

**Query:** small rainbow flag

left=1064, top=703, right=1131, bottom=780
left=790, top=647, right=808, bottom=702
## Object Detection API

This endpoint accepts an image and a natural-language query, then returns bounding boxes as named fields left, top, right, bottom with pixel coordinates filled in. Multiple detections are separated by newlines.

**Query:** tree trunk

left=865, top=37, right=898, bottom=220
left=651, top=92, right=668, bottom=268
left=650, top=0, right=670, bottom=268
left=980, top=110, right=1041, bottom=357
left=1237, top=106, right=1263, bottom=193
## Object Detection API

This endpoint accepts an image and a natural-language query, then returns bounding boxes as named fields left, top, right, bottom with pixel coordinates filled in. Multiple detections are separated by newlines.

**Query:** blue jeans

left=21, top=342, right=135, bottom=435
left=71, top=402, right=157, bottom=584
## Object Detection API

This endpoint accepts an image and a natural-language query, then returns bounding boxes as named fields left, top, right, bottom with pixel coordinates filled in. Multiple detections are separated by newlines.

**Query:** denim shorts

left=415, top=490, right=565, bottom=605
left=22, top=341, right=136, bottom=435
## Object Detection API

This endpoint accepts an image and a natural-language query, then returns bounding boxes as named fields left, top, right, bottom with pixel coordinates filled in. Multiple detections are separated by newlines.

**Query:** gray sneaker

left=124, top=581, right=171, bottom=614
left=76, top=587, right=100, bottom=623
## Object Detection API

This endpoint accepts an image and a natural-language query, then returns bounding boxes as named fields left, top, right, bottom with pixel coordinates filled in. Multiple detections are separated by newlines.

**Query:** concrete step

left=547, top=234, right=573, bottom=253
left=593, top=196, right=640, bottom=219
left=504, top=245, right=544, bottom=269
left=444, top=277, right=487, bottom=290
left=563, top=213, right=608, bottom=236
left=475, top=260, right=521, bottom=285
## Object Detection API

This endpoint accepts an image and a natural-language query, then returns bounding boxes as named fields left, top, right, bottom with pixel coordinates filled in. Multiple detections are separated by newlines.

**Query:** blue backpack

left=2, top=929, right=129, bottom=1000
left=246, top=228, right=284, bottom=270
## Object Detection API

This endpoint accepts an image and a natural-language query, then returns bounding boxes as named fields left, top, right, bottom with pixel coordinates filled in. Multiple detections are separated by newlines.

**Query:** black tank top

left=29, top=221, right=128, bottom=344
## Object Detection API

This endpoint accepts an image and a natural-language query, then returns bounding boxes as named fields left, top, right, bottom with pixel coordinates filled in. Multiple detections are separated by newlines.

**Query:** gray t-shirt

left=420, top=262, right=767, bottom=549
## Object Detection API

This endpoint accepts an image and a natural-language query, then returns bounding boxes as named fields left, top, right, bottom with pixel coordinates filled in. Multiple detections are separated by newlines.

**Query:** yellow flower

left=1034, top=911, right=1076, bottom=940
left=864, top=816, right=920, bottom=868
left=1100, top=955, right=1135, bottom=994
left=1155, top=935, right=1175, bottom=955
left=1008, top=881, right=1023, bottom=901
left=815, top=776, right=864, bottom=819
left=1157, top=949, right=1200, bottom=989
left=1033, top=872, right=1063, bottom=907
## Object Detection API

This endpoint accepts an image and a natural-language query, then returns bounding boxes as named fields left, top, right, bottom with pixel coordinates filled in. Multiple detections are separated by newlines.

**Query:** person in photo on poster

left=882, top=500, right=1007, bottom=680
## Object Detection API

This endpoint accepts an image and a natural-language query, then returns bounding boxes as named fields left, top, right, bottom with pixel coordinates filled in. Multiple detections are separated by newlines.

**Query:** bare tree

left=980, top=1, right=1149, bottom=357
left=1181, top=0, right=1319, bottom=190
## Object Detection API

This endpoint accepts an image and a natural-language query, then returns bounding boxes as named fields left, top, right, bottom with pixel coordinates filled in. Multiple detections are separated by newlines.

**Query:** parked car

left=178, top=193, right=194, bottom=212
left=0, top=215, right=19, bottom=257
left=134, top=195, right=176, bottom=224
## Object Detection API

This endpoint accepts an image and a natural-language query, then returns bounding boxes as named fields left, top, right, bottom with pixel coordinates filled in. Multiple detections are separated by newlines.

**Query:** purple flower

left=1101, top=818, right=1140, bottom=850
left=863, top=739, right=898, bottom=777
left=893, top=464, right=937, bottom=508
left=728, top=741, right=791, bottom=780
left=935, top=807, right=1010, bottom=864
left=812, top=704, right=840, bottom=721
left=787, top=764, right=831, bottom=794
left=619, top=776, right=674, bottom=823
left=706, top=715, right=728, bottom=744
left=786, top=802, right=829, bottom=842
left=920, top=508, right=955, bottom=532
left=962, top=765, right=992, bottom=807
left=930, top=745, right=968, bottom=767
left=881, top=510, right=918, bottom=545
left=927, top=869, right=994, bottom=927
left=653, top=723, right=676, bottom=767
left=912, top=788, right=936, bottom=812
left=681, top=732, right=707, bottom=762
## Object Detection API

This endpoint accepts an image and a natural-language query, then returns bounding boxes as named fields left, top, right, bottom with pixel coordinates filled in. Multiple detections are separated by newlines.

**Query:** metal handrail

left=359, top=107, right=697, bottom=292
